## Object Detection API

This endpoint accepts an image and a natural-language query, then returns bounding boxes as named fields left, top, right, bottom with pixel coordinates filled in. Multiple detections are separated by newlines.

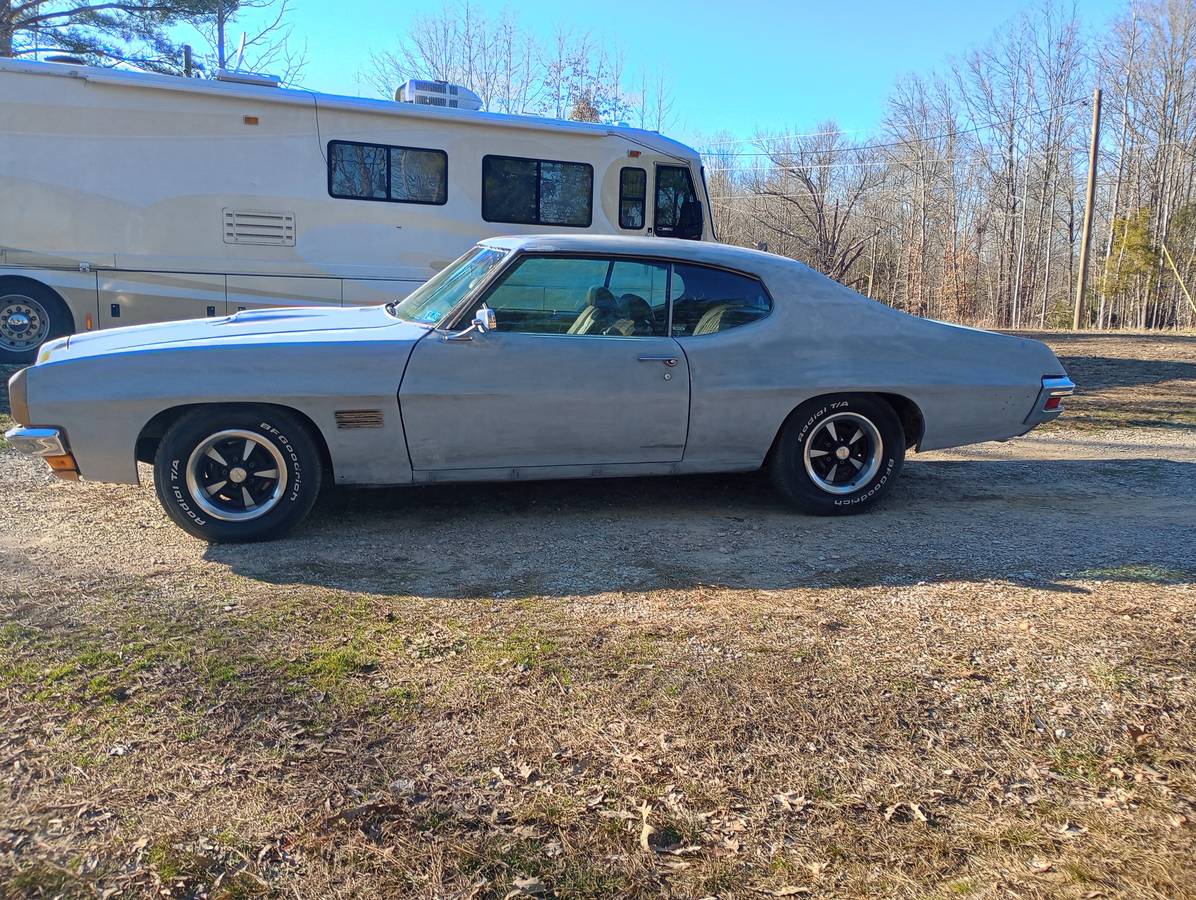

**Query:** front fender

left=25, top=339, right=417, bottom=486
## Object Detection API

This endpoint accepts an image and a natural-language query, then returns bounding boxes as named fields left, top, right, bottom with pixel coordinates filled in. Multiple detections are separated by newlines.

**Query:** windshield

left=388, top=246, right=508, bottom=325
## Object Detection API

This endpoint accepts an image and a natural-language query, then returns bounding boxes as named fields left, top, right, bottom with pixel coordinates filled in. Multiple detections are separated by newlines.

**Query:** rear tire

left=153, top=406, right=322, bottom=542
left=0, top=279, right=73, bottom=364
left=769, top=394, right=905, bottom=515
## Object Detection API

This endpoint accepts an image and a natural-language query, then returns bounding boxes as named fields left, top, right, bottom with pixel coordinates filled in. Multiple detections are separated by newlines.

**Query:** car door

left=400, top=254, right=689, bottom=472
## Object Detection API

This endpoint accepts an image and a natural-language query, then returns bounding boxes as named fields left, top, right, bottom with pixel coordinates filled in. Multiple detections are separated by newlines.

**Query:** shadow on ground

left=1056, top=354, right=1196, bottom=393
left=206, top=456, right=1196, bottom=599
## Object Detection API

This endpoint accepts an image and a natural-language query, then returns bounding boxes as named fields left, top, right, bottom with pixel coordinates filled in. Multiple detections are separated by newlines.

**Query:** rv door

left=653, top=165, right=703, bottom=240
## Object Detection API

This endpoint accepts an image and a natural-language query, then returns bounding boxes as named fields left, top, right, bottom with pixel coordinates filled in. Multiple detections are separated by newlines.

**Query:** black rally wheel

left=0, top=278, right=73, bottom=364
left=769, top=394, right=906, bottom=515
left=153, top=406, right=323, bottom=542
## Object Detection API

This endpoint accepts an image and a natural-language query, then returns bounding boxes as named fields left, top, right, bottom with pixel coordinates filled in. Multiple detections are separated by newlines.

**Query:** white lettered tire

left=153, top=406, right=323, bottom=542
left=769, top=394, right=905, bottom=515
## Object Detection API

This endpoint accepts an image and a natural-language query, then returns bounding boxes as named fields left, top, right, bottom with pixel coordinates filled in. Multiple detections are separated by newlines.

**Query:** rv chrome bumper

left=5, top=426, right=67, bottom=456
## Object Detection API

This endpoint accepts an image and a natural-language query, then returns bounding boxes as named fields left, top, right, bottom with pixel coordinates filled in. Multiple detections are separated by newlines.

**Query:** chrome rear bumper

left=1023, top=376, right=1076, bottom=427
left=4, top=426, right=67, bottom=456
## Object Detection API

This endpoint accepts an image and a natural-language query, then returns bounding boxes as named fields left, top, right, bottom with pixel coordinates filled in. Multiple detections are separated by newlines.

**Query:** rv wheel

left=0, top=279, right=73, bottom=364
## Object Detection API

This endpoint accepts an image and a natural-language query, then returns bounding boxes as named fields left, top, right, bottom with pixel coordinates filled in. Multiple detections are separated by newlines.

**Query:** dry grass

left=2, top=333, right=1195, bottom=899
left=1028, top=331, right=1196, bottom=433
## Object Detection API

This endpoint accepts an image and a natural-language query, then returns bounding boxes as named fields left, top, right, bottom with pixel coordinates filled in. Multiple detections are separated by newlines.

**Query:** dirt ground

left=1, top=331, right=1194, bottom=899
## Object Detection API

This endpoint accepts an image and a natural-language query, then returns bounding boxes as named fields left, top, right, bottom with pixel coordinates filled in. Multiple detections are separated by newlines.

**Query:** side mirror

left=443, top=304, right=496, bottom=342
left=474, top=305, right=496, bottom=333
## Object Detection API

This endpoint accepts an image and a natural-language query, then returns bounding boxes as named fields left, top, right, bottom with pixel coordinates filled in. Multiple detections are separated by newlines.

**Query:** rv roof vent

left=45, top=55, right=86, bottom=65
left=215, top=69, right=281, bottom=88
left=395, top=79, right=482, bottom=111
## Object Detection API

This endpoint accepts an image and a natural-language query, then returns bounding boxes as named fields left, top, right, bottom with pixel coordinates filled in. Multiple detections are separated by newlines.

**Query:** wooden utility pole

left=1073, top=88, right=1102, bottom=329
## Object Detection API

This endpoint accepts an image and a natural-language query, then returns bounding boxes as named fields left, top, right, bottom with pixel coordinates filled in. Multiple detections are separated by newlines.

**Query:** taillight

left=1044, top=396, right=1061, bottom=411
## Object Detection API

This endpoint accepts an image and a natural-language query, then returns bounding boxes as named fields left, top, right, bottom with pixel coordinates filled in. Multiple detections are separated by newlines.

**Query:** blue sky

left=219, top=0, right=1126, bottom=146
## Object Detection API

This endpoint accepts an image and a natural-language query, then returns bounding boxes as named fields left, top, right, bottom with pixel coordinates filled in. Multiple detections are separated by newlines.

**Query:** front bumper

left=1023, top=376, right=1076, bottom=428
left=4, top=426, right=79, bottom=479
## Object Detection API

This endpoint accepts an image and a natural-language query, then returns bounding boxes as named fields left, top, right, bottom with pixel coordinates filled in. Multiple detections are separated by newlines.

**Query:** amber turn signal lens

left=45, top=453, right=78, bottom=472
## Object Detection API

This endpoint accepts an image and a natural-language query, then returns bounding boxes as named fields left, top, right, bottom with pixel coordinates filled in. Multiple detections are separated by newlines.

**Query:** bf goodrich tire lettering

left=153, top=407, right=322, bottom=542
left=770, top=394, right=906, bottom=516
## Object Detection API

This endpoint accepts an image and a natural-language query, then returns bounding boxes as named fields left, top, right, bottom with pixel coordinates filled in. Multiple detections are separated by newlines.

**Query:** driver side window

left=476, top=255, right=669, bottom=337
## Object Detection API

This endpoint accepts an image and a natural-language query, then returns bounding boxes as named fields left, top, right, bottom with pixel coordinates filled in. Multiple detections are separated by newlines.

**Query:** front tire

left=769, top=394, right=905, bottom=515
left=153, top=406, right=323, bottom=542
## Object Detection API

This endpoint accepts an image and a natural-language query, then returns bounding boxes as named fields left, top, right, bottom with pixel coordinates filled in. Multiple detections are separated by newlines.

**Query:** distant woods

left=705, top=1, right=1196, bottom=331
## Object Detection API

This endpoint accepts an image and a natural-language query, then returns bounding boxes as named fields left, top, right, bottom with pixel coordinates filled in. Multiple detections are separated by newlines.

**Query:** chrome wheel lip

left=185, top=429, right=288, bottom=522
left=0, top=294, right=50, bottom=352
left=802, top=412, right=883, bottom=495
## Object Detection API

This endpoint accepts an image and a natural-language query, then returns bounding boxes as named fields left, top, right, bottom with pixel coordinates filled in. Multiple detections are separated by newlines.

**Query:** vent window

left=222, top=209, right=296, bottom=246
left=619, top=167, right=646, bottom=230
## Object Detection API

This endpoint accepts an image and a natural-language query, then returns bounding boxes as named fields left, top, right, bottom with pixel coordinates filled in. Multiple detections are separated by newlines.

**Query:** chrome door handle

left=637, top=356, right=678, bottom=367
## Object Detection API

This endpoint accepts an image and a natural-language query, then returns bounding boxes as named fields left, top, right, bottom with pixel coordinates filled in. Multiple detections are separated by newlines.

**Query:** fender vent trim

left=335, top=409, right=384, bottom=429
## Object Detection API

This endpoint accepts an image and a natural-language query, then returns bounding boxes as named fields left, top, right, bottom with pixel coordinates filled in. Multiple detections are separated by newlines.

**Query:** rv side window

left=619, top=168, right=646, bottom=230
left=482, top=155, right=593, bottom=227
left=328, top=141, right=447, bottom=205
left=655, top=165, right=702, bottom=240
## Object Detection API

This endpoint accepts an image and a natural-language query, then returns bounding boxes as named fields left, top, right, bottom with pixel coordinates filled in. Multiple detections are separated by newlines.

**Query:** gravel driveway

left=1, top=332, right=1193, bottom=898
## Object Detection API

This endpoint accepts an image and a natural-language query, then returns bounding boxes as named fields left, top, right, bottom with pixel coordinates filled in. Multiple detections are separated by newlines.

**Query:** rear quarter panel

left=677, top=260, right=1063, bottom=466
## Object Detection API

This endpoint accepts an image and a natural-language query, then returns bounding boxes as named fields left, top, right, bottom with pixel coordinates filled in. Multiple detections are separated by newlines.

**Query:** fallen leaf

left=509, top=874, right=546, bottom=896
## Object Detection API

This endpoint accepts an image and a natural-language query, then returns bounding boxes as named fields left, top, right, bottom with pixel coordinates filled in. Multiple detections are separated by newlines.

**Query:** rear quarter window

left=670, top=264, right=772, bottom=336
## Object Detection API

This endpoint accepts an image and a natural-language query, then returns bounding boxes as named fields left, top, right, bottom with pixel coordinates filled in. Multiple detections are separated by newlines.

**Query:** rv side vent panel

left=335, top=409, right=385, bottom=429
left=223, top=209, right=296, bottom=246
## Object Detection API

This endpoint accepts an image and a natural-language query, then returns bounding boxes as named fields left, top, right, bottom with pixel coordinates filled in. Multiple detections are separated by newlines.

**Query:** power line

left=702, top=123, right=884, bottom=147
left=699, top=96, right=1089, bottom=160
left=702, top=145, right=1088, bottom=175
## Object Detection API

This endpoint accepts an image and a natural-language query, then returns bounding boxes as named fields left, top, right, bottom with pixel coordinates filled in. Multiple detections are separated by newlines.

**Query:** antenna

left=234, top=32, right=247, bottom=71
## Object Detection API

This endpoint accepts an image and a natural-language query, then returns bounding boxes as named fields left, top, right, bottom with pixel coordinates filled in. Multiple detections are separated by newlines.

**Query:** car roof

left=479, top=234, right=797, bottom=275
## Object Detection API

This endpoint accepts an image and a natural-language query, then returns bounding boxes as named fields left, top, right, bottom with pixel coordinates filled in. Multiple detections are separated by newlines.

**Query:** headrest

left=620, top=294, right=653, bottom=322
left=585, top=285, right=616, bottom=310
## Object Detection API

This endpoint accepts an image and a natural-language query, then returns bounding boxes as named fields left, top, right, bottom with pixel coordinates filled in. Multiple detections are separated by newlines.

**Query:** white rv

left=0, top=58, right=713, bottom=362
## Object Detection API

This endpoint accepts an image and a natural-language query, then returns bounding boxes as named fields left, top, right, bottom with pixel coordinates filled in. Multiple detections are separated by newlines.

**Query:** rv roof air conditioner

left=215, top=69, right=281, bottom=88
left=395, top=79, right=483, bottom=111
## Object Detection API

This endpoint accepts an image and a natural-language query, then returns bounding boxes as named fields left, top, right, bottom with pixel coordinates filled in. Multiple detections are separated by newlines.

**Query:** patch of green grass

left=297, top=644, right=376, bottom=689
left=474, top=626, right=563, bottom=674
left=0, top=622, right=38, bottom=647
left=147, top=842, right=268, bottom=898
left=2, top=860, right=88, bottom=898
left=1048, top=742, right=1104, bottom=781
left=0, top=659, right=40, bottom=687
left=1091, top=662, right=1139, bottom=691
left=82, top=672, right=130, bottom=703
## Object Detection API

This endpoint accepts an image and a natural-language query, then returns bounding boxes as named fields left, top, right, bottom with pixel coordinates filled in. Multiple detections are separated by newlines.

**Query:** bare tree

left=1, top=0, right=215, bottom=71
left=366, top=3, right=662, bottom=125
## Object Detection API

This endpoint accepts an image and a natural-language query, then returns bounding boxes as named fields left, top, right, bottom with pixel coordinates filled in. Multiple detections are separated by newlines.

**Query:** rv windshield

left=388, top=246, right=509, bottom=325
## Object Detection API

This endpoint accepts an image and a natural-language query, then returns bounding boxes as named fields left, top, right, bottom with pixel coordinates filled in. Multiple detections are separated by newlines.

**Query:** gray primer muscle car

left=6, top=235, right=1074, bottom=542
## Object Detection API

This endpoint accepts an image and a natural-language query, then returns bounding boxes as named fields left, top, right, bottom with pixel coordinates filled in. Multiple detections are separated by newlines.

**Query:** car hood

left=39, top=305, right=428, bottom=363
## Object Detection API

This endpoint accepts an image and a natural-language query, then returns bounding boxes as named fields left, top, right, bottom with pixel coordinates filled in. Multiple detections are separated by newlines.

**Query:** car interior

left=472, top=256, right=771, bottom=338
